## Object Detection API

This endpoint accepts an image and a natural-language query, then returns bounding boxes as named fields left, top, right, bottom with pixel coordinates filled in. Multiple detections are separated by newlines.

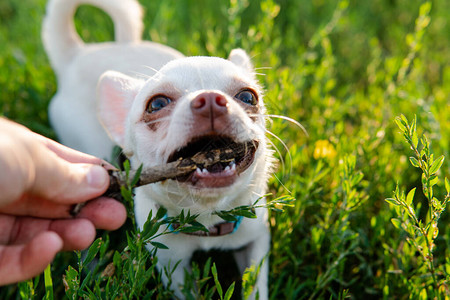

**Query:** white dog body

left=43, top=0, right=183, bottom=159
left=43, top=0, right=272, bottom=298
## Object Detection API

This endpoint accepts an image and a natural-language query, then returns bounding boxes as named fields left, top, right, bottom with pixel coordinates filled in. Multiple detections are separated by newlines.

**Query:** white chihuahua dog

left=43, top=0, right=183, bottom=159
left=43, top=0, right=273, bottom=298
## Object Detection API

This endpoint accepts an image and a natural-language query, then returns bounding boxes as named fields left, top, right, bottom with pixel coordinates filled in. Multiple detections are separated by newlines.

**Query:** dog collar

left=167, top=215, right=243, bottom=237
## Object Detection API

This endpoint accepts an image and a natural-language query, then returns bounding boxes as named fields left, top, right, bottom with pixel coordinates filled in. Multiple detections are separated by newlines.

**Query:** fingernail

left=100, top=160, right=117, bottom=171
left=86, top=165, right=108, bottom=189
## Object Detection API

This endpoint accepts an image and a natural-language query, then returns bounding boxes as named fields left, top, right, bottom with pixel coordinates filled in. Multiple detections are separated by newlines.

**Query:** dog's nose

left=191, top=92, right=228, bottom=118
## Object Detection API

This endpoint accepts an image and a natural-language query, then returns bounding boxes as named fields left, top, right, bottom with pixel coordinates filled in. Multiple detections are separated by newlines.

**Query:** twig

left=70, top=141, right=256, bottom=216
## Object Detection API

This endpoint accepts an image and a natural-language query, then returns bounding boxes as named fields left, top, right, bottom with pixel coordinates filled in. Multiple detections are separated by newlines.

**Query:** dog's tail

left=42, top=0, right=143, bottom=75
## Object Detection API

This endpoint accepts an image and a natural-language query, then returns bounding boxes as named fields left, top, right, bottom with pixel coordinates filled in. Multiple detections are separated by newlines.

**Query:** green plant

left=386, top=115, right=450, bottom=298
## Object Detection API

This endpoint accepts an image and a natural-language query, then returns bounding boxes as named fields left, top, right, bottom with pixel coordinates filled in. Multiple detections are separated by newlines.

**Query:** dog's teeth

left=202, top=168, right=208, bottom=174
left=224, top=165, right=231, bottom=172
left=231, top=162, right=236, bottom=171
left=196, top=168, right=202, bottom=175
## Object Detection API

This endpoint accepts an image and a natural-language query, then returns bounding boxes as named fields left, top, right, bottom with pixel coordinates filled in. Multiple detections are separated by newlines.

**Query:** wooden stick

left=70, top=141, right=256, bottom=215
left=105, top=141, right=254, bottom=194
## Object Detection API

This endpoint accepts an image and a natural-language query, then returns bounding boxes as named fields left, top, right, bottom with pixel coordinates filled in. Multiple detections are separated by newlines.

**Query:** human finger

left=49, top=218, right=96, bottom=251
left=2, top=216, right=96, bottom=251
left=76, top=197, right=127, bottom=230
left=0, top=231, right=63, bottom=285
left=0, top=197, right=74, bottom=218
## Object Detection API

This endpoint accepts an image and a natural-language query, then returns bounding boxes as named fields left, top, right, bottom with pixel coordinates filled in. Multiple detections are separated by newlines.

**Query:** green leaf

left=409, top=157, right=420, bottom=168
left=421, top=135, right=430, bottom=150
left=419, top=1, right=432, bottom=16
left=385, top=198, right=399, bottom=206
left=216, top=212, right=239, bottom=222
left=350, top=172, right=364, bottom=186
left=400, top=114, right=408, bottom=125
left=420, top=148, right=426, bottom=160
left=234, top=209, right=257, bottom=219
left=203, top=257, right=212, bottom=278
left=150, top=241, right=169, bottom=250
left=156, top=207, right=168, bottom=220
left=65, top=265, right=79, bottom=280
left=180, top=209, right=185, bottom=224
left=421, top=173, right=427, bottom=188
left=269, top=195, right=295, bottom=207
left=429, top=175, right=439, bottom=187
left=431, top=197, right=443, bottom=211
left=212, top=263, right=223, bottom=299
left=428, top=223, right=439, bottom=240
left=120, top=186, right=133, bottom=203
left=44, top=264, right=54, bottom=300
left=142, top=220, right=161, bottom=241
left=131, top=164, right=143, bottom=187
left=429, top=155, right=444, bottom=174
left=391, top=218, right=402, bottom=229
left=411, top=132, right=419, bottom=149
left=189, top=221, right=208, bottom=231
left=224, top=282, right=236, bottom=300
left=63, top=266, right=79, bottom=299
left=417, top=235, right=426, bottom=247
left=83, top=238, right=102, bottom=265
left=123, top=160, right=131, bottom=177
left=242, top=264, right=258, bottom=299
left=395, top=117, right=407, bottom=132
left=406, top=188, right=416, bottom=206
left=411, top=115, right=417, bottom=135
left=178, top=225, right=208, bottom=233
left=445, top=177, right=450, bottom=194
left=113, top=251, right=122, bottom=268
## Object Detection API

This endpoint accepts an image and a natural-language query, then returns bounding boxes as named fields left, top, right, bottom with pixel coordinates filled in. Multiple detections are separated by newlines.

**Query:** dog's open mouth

left=167, top=135, right=258, bottom=188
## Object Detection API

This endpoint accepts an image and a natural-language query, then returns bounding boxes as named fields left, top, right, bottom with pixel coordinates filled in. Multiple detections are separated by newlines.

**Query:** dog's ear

left=228, top=48, right=254, bottom=72
left=97, top=71, right=142, bottom=147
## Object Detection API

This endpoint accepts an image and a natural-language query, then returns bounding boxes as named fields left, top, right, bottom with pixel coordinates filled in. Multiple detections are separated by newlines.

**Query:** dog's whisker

left=252, top=67, right=271, bottom=77
left=251, top=113, right=309, bottom=137
left=144, top=116, right=172, bottom=126
left=272, top=131, right=294, bottom=177
left=141, top=65, right=167, bottom=78
left=130, top=65, right=167, bottom=79
left=141, top=65, right=160, bottom=74
left=254, top=66, right=272, bottom=71
left=176, top=193, right=191, bottom=207
left=130, top=67, right=167, bottom=83
left=273, top=173, right=293, bottom=194
left=129, top=71, right=152, bottom=79
left=265, top=136, right=288, bottom=177
left=258, top=124, right=291, bottom=177
left=250, top=190, right=268, bottom=200
left=254, top=72, right=267, bottom=77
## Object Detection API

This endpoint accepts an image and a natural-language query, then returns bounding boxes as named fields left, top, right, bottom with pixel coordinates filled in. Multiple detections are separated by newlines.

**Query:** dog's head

left=98, top=49, right=273, bottom=212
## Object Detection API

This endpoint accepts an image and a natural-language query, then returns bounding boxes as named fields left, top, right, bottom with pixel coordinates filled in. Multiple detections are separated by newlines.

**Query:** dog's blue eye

left=235, top=90, right=258, bottom=105
left=147, top=95, right=172, bottom=113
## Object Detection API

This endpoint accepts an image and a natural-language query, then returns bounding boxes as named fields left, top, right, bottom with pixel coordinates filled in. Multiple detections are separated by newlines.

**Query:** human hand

left=0, top=118, right=127, bottom=285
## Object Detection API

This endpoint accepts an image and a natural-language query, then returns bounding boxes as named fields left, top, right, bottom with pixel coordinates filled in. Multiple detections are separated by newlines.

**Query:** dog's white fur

left=43, top=0, right=273, bottom=298
left=43, top=0, right=183, bottom=159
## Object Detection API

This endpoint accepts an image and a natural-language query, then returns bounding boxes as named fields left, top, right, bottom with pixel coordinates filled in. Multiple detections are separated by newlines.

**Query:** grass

left=1, top=0, right=450, bottom=298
